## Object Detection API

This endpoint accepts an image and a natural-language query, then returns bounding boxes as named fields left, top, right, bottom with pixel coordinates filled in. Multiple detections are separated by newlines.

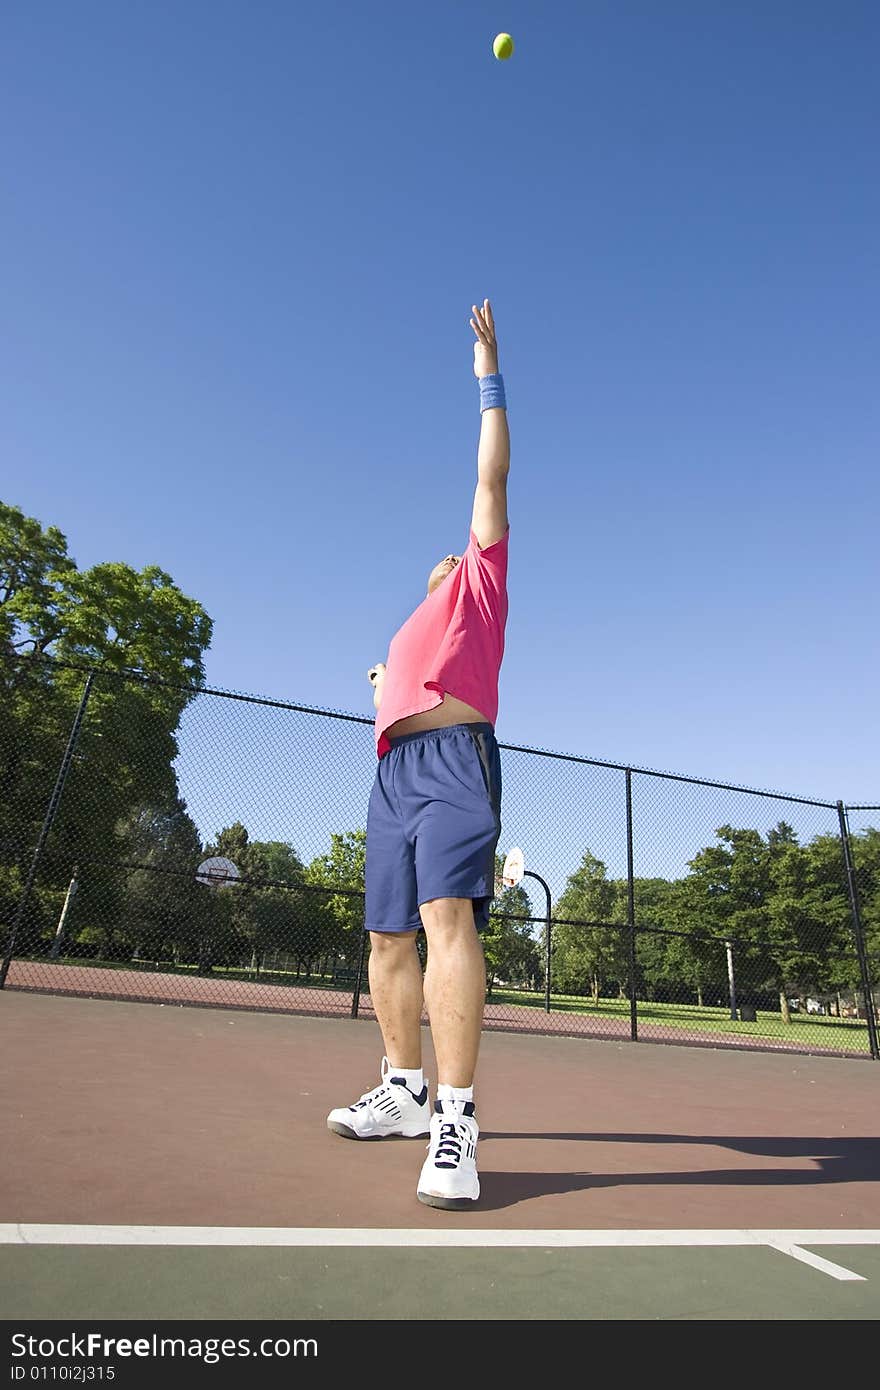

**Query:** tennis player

left=327, top=297, right=510, bottom=1209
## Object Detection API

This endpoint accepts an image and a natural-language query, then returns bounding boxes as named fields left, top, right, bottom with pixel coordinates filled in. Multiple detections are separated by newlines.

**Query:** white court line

left=767, top=1242, right=865, bottom=1282
left=0, top=1225, right=876, bottom=1281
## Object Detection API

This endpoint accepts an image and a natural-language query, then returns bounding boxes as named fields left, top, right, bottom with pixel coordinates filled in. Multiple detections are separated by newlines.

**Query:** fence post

left=351, top=922, right=368, bottom=1018
left=836, top=801, right=879, bottom=1060
left=625, top=769, right=638, bottom=1042
left=0, top=669, right=96, bottom=989
left=520, top=870, right=552, bottom=1012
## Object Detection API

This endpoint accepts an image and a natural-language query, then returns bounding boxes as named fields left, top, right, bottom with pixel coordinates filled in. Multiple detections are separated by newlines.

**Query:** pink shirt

left=375, top=526, right=509, bottom=758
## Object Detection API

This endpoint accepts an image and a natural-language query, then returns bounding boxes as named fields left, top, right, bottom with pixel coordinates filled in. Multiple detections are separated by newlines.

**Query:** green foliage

left=107, top=800, right=206, bottom=959
left=852, top=828, right=880, bottom=960
left=199, top=822, right=310, bottom=971
left=0, top=501, right=75, bottom=656
left=0, top=499, right=212, bottom=957
left=304, top=829, right=367, bottom=961
left=551, top=851, right=627, bottom=998
left=679, top=821, right=857, bottom=1002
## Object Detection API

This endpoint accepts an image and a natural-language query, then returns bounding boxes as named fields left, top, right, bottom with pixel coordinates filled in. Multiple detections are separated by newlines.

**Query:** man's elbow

left=477, top=462, right=510, bottom=489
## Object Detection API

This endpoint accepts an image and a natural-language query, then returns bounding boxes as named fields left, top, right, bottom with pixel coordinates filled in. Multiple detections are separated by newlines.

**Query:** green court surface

left=2, top=1232, right=879, bottom=1321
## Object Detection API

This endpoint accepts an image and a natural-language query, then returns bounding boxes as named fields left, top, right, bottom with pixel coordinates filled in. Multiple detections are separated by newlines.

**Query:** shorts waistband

left=387, top=721, right=495, bottom=749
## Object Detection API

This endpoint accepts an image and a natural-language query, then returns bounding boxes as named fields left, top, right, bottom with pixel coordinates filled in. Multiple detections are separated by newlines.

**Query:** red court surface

left=6, top=959, right=870, bottom=1057
left=2, top=990, right=879, bottom=1321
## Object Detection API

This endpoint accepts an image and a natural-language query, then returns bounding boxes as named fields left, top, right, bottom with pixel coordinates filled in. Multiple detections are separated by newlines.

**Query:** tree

left=851, top=828, right=880, bottom=966
left=0, top=502, right=74, bottom=662
left=200, top=823, right=308, bottom=974
left=682, top=821, right=851, bottom=1022
left=71, top=798, right=205, bottom=963
left=0, top=501, right=213, bottom=959
left=611, top=876, right=693, bottom=1003
left=2, top=502, right=211, bottom=678
left=1, top=507, right=84, bottom=888
left=551, top=851, right=626, bottom=1002
left=304, top=830, right=367, bottom=972
left=802, top=829, right=877, bottom=1006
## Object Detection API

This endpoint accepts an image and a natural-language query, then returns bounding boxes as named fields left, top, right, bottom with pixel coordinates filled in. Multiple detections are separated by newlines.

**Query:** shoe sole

left=417, top=1189, right=480, bottom=1210
left=327, top=1121, right=430, bottom=1140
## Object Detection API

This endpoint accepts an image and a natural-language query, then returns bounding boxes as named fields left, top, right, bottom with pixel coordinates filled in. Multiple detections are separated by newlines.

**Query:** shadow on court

left=475, top=1133, right=880, bottom=1207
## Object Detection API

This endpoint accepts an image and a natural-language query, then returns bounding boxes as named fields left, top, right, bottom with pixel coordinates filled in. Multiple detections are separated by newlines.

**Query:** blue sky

left=3, top=0, right=879, bottom=821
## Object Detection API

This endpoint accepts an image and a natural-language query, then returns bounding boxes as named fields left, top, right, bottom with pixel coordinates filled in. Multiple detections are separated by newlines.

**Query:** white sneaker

left=417, top=1099, right=480, bottom=1209
left=326, top=1056, right=430, bottom=1140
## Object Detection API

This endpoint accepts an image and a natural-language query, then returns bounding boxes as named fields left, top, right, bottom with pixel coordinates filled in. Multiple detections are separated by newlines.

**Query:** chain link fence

left=2, top=654, right=877, bottom=1060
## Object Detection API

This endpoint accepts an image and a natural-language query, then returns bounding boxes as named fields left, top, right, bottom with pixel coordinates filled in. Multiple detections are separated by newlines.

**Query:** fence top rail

left=7, top=656, right=875, bottom=814
left=494, top=739, right=844, bottom=809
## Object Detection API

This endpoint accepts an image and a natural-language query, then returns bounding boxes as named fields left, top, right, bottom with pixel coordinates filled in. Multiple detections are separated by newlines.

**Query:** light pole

left=49, top=866, right=79, bottom=959
left=725, top=939, right=738, bottom=1020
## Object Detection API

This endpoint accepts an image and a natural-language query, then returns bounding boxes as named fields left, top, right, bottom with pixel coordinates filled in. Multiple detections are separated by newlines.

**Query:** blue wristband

left=478, top=372, right=506, bottom=412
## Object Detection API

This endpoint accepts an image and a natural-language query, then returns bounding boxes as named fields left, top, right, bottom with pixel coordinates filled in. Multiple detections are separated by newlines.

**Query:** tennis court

left=2, top=989, right=878, bottom=1323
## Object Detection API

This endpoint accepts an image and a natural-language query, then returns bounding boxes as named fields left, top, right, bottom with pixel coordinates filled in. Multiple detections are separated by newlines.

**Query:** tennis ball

left=493, top=32, right=514, bottom=61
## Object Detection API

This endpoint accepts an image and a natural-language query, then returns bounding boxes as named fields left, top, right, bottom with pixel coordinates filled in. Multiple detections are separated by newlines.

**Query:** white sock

left=387, top=1065, right=424, bottom=1093
left=437, top=1083, right=474, bottom=1105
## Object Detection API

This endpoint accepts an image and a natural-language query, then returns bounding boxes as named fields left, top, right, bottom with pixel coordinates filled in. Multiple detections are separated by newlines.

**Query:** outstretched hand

left=368, top=661, right=386, bottom=712
left=471, top=299, right=499, bottom=379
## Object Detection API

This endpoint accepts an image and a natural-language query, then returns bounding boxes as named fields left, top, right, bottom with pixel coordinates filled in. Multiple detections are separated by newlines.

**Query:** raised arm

left=470, top=298, right=510, bottom=550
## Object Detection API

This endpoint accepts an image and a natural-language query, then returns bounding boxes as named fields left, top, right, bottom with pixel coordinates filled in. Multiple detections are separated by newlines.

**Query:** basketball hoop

left=196, top=856, right=241, bottom=888
left=501, top=846, right=525, bottom=887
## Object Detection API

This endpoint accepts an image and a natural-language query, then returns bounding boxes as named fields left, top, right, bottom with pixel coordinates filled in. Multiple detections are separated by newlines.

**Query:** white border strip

left=767, top=1241, right=865, bottom=1281
left=1, top=1226, right=873, bottom=1280
left=2, top=1224, right=878, bottom=1260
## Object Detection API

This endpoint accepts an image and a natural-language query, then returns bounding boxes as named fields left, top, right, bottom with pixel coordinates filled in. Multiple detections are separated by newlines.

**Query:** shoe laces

left=351, top=1056, right=398, bottom=1113
left=430, top=1104, right=475, bottom=1169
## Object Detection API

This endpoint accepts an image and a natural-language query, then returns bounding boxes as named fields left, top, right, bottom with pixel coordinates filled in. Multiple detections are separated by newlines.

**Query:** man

left=326, top=298, right=510, bottom=1209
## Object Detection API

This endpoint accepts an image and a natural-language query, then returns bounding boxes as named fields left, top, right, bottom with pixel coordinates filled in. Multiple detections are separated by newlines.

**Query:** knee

left=419, top=898, right=480, bottom=941
left=368, top=930, right=420, bottom=967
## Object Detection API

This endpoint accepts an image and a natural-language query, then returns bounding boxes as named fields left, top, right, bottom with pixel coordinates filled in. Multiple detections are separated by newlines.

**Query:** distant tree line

left=545, top=827, right=879, bottom=1017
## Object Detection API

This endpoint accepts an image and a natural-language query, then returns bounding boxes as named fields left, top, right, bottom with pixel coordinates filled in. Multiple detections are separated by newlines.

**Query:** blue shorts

left=364, top=723, right=502, bottom=934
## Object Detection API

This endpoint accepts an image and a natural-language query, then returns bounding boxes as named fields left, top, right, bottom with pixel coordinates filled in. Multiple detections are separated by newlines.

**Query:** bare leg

left=367, top=929, right=424, bottom=1068
left=419, top=898, right=486, bottom=1087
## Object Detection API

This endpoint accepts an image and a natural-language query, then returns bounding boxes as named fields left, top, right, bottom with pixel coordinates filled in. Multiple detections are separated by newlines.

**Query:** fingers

left=470, top=299, right=496, bottom=345
left=470, top=313, right=490, bottom=346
